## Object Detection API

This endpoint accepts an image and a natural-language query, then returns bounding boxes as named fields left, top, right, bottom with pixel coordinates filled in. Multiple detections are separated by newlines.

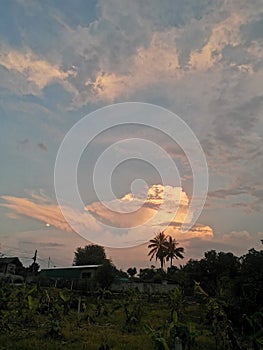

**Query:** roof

left=39, top=265, right=101, bottom=279
left=0, top=257, right=23, bottom=266
left=40, top=265, right=101, bottom=271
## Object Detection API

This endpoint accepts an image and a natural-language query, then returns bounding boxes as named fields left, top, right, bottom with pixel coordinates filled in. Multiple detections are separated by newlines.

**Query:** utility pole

left=32, top=250, right=37, bottom=264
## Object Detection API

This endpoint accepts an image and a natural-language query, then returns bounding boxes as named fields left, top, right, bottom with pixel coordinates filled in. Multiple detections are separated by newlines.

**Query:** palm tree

left=165, top=236, right=184, bottom=267
left=148, top=231, right=168, bottom=269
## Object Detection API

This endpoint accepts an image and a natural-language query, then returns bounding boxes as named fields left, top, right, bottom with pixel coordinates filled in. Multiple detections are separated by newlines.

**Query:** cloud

left=1, top=195, right=72, bottom=232
left=0, top=46, right=75, bottom=94
left=86, top=184, right=190, bottom=228
left=78, top=30, right=181, bottom=103
left=209, top=188, right=249, bottom=199
left=189, top=12, right=244, bottom=71
left=62, top=2, right=256, bottom=108
left=1, top=0, right=263, bottom=263
left=1, top=0, right=262, bottom=112
left=1, top=185, right=213, bottom=248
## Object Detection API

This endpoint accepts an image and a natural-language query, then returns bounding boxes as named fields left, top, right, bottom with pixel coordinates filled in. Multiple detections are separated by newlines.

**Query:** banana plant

left=145, top=310, right=199, bottom=350
left=144, top=324, right=170, bottom=350
left=195, top=281, right=242, bottom=350
left=243, top=312, right=263, bottom=349
left=168, top=287, right=185, bottom=321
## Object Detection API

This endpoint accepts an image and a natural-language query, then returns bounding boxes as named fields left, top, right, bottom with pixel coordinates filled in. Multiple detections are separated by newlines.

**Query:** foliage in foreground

left=0, top=246, right=263, bottom=349
left=0, top=283, right=217, bottom=350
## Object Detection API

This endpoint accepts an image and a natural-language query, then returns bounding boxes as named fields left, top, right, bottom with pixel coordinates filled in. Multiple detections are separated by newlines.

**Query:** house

left=0, top=257, right=23, bottom=275
left=40, top=265, right=101, bottom=280
left=39, top=265, right=101, bottom=289
left=0, top=257, right=24, bottom=283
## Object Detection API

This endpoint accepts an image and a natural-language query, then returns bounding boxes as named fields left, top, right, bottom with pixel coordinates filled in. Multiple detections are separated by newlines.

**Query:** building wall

left=0, top=263, right=16, bottom=275
left=40, top=267, right=98, bottom=280
left=6, top=263, right=16, bottom=274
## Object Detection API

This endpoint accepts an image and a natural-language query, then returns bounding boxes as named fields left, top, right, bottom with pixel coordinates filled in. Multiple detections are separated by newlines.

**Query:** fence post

left=78, top=296, right=81, bottom=313
left=174, top=337, right=182, bottom=350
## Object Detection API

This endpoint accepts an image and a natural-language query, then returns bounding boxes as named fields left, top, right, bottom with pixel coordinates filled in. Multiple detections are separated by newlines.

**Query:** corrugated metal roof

left=39, top=265, right=101, bottom=279
left=40, top=265, right=101, bottom=271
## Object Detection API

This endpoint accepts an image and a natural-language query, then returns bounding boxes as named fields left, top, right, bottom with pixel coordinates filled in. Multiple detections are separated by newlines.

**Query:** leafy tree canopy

left=127, top=267, right=137, bottom=277
left=94, top=259, right=116, bottom=289
left=73, top=244, right=106, bottom=266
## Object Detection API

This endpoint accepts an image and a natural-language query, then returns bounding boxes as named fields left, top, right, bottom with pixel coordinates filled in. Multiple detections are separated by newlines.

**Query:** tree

left=26, top=249, right=39, bottom=275
left=127, top=267, right=137, bottom=278
left=139, top=267, right=156, bottom=282
left=94, top=259, right=116, bottom=289
left=165, top=236, right=184, bottom=267
left=73, top=244, right=106, bottom=265
left=148, top=231, right=168, bottom=269
left=27, top=262, right=40, bottom=274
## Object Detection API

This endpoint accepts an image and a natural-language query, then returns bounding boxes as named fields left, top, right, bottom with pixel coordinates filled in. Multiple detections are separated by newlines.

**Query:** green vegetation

left=0, top=239, right=262, bottom=349
left=0, top=284, right=216, bottom=350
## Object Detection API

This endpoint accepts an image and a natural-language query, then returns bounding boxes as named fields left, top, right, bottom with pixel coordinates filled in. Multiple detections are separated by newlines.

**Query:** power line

left=0, top=243, right=57, bottom=268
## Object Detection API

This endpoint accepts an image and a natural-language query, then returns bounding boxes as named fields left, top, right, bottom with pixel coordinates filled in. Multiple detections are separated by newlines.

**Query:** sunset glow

left=0, top=0, right=262, bottom=269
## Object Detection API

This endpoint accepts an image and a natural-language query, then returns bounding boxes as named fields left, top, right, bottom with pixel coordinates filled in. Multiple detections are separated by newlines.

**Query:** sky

left=0, top=0, right=263, bottom=270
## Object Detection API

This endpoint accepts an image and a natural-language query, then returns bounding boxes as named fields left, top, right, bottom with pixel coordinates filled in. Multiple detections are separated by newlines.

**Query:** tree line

left=73, top=235, right=263, bottom=348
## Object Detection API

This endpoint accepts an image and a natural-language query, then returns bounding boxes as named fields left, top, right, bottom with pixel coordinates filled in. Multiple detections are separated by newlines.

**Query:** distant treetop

left=73, top=244, right=106, bottom=266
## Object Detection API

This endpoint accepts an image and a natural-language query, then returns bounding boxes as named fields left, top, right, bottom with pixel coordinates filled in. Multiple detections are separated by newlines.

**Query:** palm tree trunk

left=170, top=256, right=173, bottom=268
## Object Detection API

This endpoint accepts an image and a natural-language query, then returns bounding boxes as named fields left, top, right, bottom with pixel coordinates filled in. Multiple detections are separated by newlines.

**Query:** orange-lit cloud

left=1, top=185, right=213, bottom=249
left=1, top=195, right=103, bottom=239
left=189, top=13, right=244, bottom=70
left=1, top=195, right=72, bottom=232
left=78, top=11, right=254, bottom=104
left=84, top=31, right=181, bottom=102
left=86, top=184, right=190, bottom=228
left=0, top=47, right=74, bottom=90
left=3, top=194, right=260, bottom=270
